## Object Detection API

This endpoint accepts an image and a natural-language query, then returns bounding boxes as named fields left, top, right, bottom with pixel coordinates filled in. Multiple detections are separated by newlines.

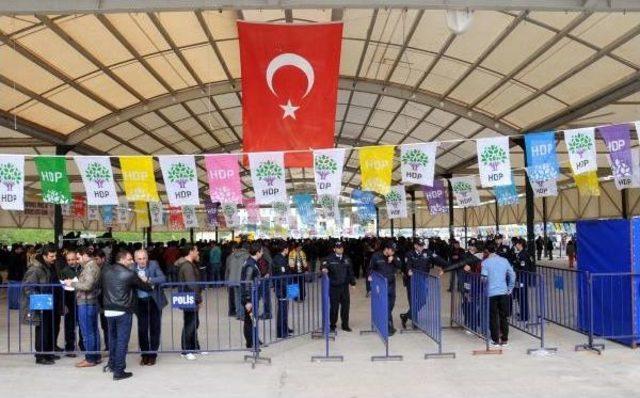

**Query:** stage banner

left=244, top=198, right=260, bottom=224
left=293, top=193, right=316, bottom=226
left=159, top=155, right=200, bottom=206
left=574, top=171, right=600, bottom=196
left=75, top=156, right=118, bottom=206
left=352, top=189, right=376, bottom=222
left=205, top=154, right=242, bottom=204
left=272, top=201, right=290, bottom=226
left=72, top=195, right=86, bottom=218
left=149, top=202, right=164, bottom=226
left=494, top=183, right=519, bottom=206
left=0, top=155, right=25, bottom=211
left=119, top=156, right=159, bottom=202
left=385, top=185, right=407, bottom=219
left=524, top=131, right=559, bottom=181
left=100, top=205, right=114, bottom=226
left=221, top=202, right=238, bottom=227
left=318, top=194, right=340, bottom=222
left=35, top=156, right=71, bottom=204
left=422, top=179, right=448, bottom=215
left=249, top=151, right=287, bottom=204
left=477, top=136, right=512, bottom=187
left=600, top=124, right=633, bottom=190
left=203, top=199, right=220, bottom=227
left=400, top=143, right=438, bottom=186
left=565, top=128, right=597, bottom=175
left=168, top=206, right=185, bottom=230
left=87, top=205, right=100, bottom=222
left=134, top=201, right=150, bottom=228
left=116, top=200, right=129, bottom=225
left=238, top=21, right=342, bottom=167
left=526, top=168, right=558, bottom=197
left=182, top=205, right=198, bottom=229
left=313, top=148, right=345, bottom=197
left=360, top=145, right=394, bottom=195
left=450, top=176, right=480, bottom=207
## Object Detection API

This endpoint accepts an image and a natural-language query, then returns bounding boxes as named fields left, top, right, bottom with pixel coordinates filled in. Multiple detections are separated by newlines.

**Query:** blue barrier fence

left=537, top=265, right=589, bottom=334
left=360, top=272, right=402, bottom=361
left=311, top=273, right=343, bottom=362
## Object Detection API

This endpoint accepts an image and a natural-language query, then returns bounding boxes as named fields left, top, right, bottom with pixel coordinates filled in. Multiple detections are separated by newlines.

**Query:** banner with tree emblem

left=450, top=176, right=480, bottom=207
left=87, top=205, right=100, bottom=221
left=149, top=202, right=164, bottom=226
left=573, top=170, right=600, bottom=196
left=61, top=203, right=71, bottom=216
left=119, top=156, right=160, bottom=202
left=422, top=179, right=448, bottom=215
left=526, top=168, right=558, bottom=197
left=318, top=194, right=340, bottom=222
left=203, top=199, right=220, bottom=227
left=159, top=155, right=199, bottom=206
left=351, top=189, right=376, bottom=222
left=564, top=128, right=597, bottom=175
left=100, top=205, right=115, bottom=226
left=35, top=156, right=72, bottom=204
left=360, top=145, right=394, bottom=195
left=494, top=183, right=519, bottom=206
left=400, top=143, right=438, bottom=186
left=632, top=148, right=640, bottom=188
left=243, top=198, right=260, bottom=224
left=0, top=155, right=25, bottom=210
left=600, top=124, right=633, bottom=190
left=221, top=202, right=238, bottom=227
left=116, top=200, right=129, bottom=225
left=182, top=205, right=198, bottom=229
left=385, top=185, right=407, bottom=219
left=293, top=194, right=316, bottom=226
left=477, top=137, right=512, bottom=187
left=134, top=201, right=149, bottom=228
left=271, top=201, right=290, bottom=226
left=313, top=148, right=345, bottom=197
left=205, top=154, right=242, bottom=204
left=249, top=152, right=287, bottom=204
left=75, top=156, right=118, bottom=206
left=72, top=195, right=87, bottom=218
left=168, top=206, right=185, bottom=230
left=524, top=131, right=559, bottom=182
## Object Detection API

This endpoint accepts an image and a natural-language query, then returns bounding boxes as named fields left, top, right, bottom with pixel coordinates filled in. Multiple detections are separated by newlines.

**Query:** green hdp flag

left=35, top=156, right=72, bottom=204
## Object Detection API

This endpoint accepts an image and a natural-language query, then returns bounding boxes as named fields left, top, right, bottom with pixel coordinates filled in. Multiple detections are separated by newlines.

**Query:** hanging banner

left=182, top=205, right=198, bottom=229
left=205, top=154, right=242, bottom=204
left=526, top=169, right=559, bottom=197
left=272, top=201, right=290, bottom=226
left=318, top=194, right=340, bottom=222
left=100, top=205, right=114, bottom=226
left=313, top=148, right=345, bottom=197
left=477, top=137, right=512, bottom=187
left=116, top=201, right=129, bottom=225
left=0, top=155, right=24, bottom=211
left=159, top=155, right=200, bottom=206
left=600, top=124, right=633, bottom=190
left=204, top=199, right=220, bottom=227
left=35, top=156, right=72, bottom=204
left=352, top=189, right=376, bottom=222
left=249, top=152, right=287, bottom=204
left=450, top=176, right=480, bottom=207
left=221, top=202, right=238, bottom=227
left=119, top=156, right=160, bottom=202
left=494, top=184, right=519, bottom=206
left=524, top=131, right=559, bottom=182
left=293, top=194, right=316, bottom=226
left=134, top=201, right=150, bottom=228
left=61, top=203, right=71, bottom=216
left=216, top=211, right=227, bottom=229
left=422, top=179, right=448, bottom=215
left=168, top=206, right=185, bottom=230
left=385, top=185, right=407, bottom=219
left=149, top=202, right=164, bottom=226
left=400, top=143, right=438, bottom=187
left=87, top=205, right=100, bottom=221
left=243, top=198, right=260, bottom=224
left=75, top=156, right=118, bottom=206
left=72, top=195, right=87, bottom=218
left=574, top=171, right=600, bottom=196
left=564, top=128, right=597, bottom=175
left=360, top=145, right=394, bottom=195
left=632, top=148, right=640, bottom=188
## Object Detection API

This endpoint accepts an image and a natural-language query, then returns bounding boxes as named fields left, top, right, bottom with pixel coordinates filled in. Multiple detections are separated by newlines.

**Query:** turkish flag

left=238, top=21, right=342, bottom=167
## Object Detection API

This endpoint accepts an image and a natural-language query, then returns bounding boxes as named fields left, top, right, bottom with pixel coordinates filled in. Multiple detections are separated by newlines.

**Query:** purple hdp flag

left=204, top=198, right=220, bottom=226
left=422, top=179, right=448, bottom=215
left=600, top=124, right=633, bottom=188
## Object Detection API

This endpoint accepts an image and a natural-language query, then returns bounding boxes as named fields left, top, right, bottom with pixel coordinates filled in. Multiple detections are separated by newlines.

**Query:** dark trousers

left=276, top=297, right=289, bottom=338
left=489, top=295, right=510, bottom=343
left=462, top=297, right=480, bottom=333
left=295, top=274, right=306, bottom=301
left=388, top=284, right=396, bottom=328
left=208, top=263, right=222, bottom=282
left=107, top=313, right=133, bottom=377
left=228, top=287, right=237, bottom=316
left=35, top=310, right=54, bottom=361
left=63, top=291, right=84, bottom=351
left=137, top=298, right=162, bottom=359
left=536, top=249, right=542, bottom=261
left=243, top=307, right=254, bottom=348
left=259, top=281, right=272, bottom=317
left=181, top=310, right=200, bottom=353
left=53, top=313, right=61, bottom=349
left=402, top=280, right=412, bottom=319
left=329, top=285, right=350, bottom=329
left=512, top=285, right=530, bottom=322
left=100, top=313, right=109, bottom=350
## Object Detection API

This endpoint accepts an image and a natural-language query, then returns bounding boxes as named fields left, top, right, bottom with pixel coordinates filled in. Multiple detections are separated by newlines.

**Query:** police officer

left=321, top=241, right=356, bottom=332
left=512, top=239, right=535, bottom=322
left=495, top=234, right=514, bottom=262
left=368, top=241, right=402, bottom=335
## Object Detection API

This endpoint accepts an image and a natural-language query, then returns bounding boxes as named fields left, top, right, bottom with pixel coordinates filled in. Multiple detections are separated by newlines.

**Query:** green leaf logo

left=453, top=181, right=473, bottom=197
left=385, top=190, right=402, bottom=207
left=401, top=149, right=429, bottom=171
left=167, top=162, right=195, bottom=189
left=256, top=161, right=283, bottom=186
left=568, top=133, right=592, bottom=159
left=0, top=163, right=22, bottom=191
left=43, top=190, right=69, bottom=204
left=480, top=144, right=507, bottom=172
left=85, top=162, right=111, bottom=188
left=314, top=155, right=338, bottom=180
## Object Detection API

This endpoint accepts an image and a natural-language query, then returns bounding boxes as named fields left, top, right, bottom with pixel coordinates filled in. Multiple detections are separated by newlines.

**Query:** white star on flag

left=280, top=99, right=299, bottom=119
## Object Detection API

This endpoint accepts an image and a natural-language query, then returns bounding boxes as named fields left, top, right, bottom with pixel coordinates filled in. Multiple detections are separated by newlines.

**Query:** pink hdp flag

left=205, top=154, right=242, bottom=204
left=244, top=197, right=260, bottom=224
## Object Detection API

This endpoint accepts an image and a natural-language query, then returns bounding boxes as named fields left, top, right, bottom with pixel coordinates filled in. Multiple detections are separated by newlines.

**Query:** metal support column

left=463, top=207, right=468, bottom=248
left=447, top=178, right=454, bottom=241
left=53, top=144, right=74, bottom=248
left=410, top=190, right=416, bottom=238
left=542, top=197, right=548, bottom=258
left=375, top=206, right=380, bottom=238
left=494, top=200, right=500, bottom=234
left=622, top=189, right=629, bottom=219
left=390, top=219, right=395, bottom=238
left=215, top=226, right=219, bottom=242
left=517, top=138, right=536, bottom=261
left=146, top=226, right=152, bottom=247
left=190, top=227, right=194, bottom=244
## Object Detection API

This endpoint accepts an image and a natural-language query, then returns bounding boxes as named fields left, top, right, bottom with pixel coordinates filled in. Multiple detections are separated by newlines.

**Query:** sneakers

left=35, top=358, right=55, bottom=365
left=489, top=341, right=501, bottom=348
left=113, top=372, right=133, bottom=381
left=181, top=353, right=197, bottom=361
left=500, top=342, right=509, bottom=348
left=341, top=326, right=352, bottom=332
left=400, top=313, right=408, bottom=329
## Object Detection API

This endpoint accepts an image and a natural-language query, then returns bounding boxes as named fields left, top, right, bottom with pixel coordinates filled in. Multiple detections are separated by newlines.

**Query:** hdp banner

left=450, top=176, right=480, bottom=207
left=134, top=201, right=149, bottom=228
left=75, top=156, right=118, bottom=206
left=159, top=155, right=200, bottom=206
left=88, top=206, right=99, bottom=222
left=494, top=183, right=519, bottom=206
left=182, top=205, right=198, bottom=229
left=221, top=202, right=238, bottom=227
left=526, top=168, right=558, bottom=197
left=360, top=145, right=394, bottom=195
left=574, top=170, right=600, bottom=196
left=116, top=200, right=129, bottom=225
left=352, top=189, right=376, bottom=222
left=477, top=137, right=511, bottom=187
left=313, top=148, right=345, bottom=197
left=100, top=205, right=114, bottom=225
left=249, top=152, right=287, bottom=204
left=244, top=198, right=260, bottom=224
left=385, top=185, right=407, bottom=219
left=61, top=203, right=71, bottom=216
left=272, top=201, right=290, bottom=226
left=0, top=155, right=25, bottom=210
left=35, top=156, right=71, bottom=204
left=216, top=211, right=227, bottom=229
left=293, top=194, right=316, bottom=226
left=72, top=195, right=86, bottom=218
left=149, top=202, right=164, bottom=226
left=632, top=148, right=640, bottom=188
left=318, top=194, right=340, bottom=222
left=238, top=21, right=342, bottom=167
left=524, top=131, right=559, bottom=181
left=400, top=143, right=438, bottom=187
left=565, top=128, right=597, bottom=175
left=600, top=124, right=633, bottom=190
left=203, top=199, right=220, bottom=227
left=119, top=156, right=159, bottom=202
left=205, top=154, right=242, bottom=204
left=168, top=206, right=185, bottom=230
left=422, top=179, right=448, bottom=215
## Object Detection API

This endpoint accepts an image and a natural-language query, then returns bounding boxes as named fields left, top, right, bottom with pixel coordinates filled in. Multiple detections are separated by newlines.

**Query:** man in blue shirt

left=481, top=241, right=515, bottom=347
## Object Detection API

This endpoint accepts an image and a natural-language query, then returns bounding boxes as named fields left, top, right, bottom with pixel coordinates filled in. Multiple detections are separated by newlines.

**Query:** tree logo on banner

left=480, top=145, right=507, bottom=172
left=222, top=203, right=236, bottom=219
left=318, top=194, right=335, bottom=209
left=612, top=158, right=632, bottom=177
left=43, top=190, right=70, bottom=204
left=568, top=133, right=593, bottom=159
left=314, top=155, right=338, bottom=180
left=453, top=181, right=472, bottom=197
left=85, top=162, right=111, bottom=188
left=167, top=162, right=195, bottom=189
left=273, top=201, right=288, bottom=215
left=528, top=163, right=556, bottom=182
left=0, top=163, right=22, bottom=191
left=401, top=149, right=429, bottom=171
left=385, top=190, right=402, bottom=208
left=211, top=186, right=240, bottom=203
left=256, top=161, right=283, bottom=187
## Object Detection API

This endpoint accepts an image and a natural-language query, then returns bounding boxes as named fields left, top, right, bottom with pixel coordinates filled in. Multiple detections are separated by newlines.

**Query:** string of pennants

left=0, top=122, right=638, bottom=229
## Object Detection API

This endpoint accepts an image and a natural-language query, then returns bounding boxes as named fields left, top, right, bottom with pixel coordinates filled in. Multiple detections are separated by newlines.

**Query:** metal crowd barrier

left=360, top=272, right=402, bottom=361
left=311, top=273, right=344, bottom=362
left=537, top=265, right=589, bottom=334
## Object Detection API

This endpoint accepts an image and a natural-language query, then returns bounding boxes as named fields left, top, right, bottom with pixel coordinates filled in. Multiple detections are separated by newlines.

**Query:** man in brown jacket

left=176, top=244, right=201, bottom=360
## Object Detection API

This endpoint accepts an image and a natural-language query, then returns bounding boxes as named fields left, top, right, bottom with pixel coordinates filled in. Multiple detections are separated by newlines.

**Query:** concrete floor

left=1, top=258, right=638, bottom=397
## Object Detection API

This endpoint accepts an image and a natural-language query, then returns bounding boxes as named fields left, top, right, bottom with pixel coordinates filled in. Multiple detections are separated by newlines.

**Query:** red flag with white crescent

left=238, top=21, right=342, bottom=167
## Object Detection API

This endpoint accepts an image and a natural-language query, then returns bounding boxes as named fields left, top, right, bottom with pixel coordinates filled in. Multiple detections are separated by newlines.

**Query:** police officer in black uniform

left=321, top=241, right=356, bottom=332
left=368, top=241, right=402, bottom=335
left=495, top=234, right=514, bottom=263
left=512, top=238, right=536, bottom=322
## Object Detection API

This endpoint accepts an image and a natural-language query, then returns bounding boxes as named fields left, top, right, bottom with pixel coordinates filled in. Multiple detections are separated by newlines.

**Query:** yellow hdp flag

left=134, top=201, right=150, bottom=228
left=360, top=145, right=395, bottom=195
left=119, top=156, right=160, bottom=202
left=574, top=171, right=600, bottom=196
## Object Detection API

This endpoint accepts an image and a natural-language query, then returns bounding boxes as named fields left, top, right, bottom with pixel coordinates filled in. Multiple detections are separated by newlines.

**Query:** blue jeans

left=78, top=304, right=101, bottom=363
left=107, top=313, right=132, bottom=376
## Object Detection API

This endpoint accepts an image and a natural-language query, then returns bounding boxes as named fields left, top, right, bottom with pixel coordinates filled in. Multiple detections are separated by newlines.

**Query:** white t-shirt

left=104, top=310, right=125, bottom=317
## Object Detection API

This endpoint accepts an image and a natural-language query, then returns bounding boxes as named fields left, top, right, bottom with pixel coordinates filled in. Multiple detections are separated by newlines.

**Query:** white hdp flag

left=564, top=128, right=597, bottom=175
left=477, top=137, right=512, bottom=187
left=318, top=194, right=340, bottom=222
left=635, top=121, right=640, bottom=143
left=221, top=202, right=238, bottom=227
left=61, top=204, right=71, bottom=216
left=159, top=155, right=200, bottom=206
left=87, top=205, right=100, bottom=221
left=528, top=176, right=558, bottom=198
left=272, top=201, right=290, bottom=226
left=0, top=155, right=25, bottom=211
left=249, top=152, right=287, bottom=204
left=75, top=156, right=118, bottom=206
left=313, top=148, right=345, bottom=197
left=149, top=202, right=164, bottom=226
left=400, top=143, right=438, bottom=186
left=182, top=205, right=198, bottom=228
left=385, top=185, right=408, bottom=219
left=628, top=148, right=640, bottom=189
left=450, top=176, right=480, bottom=207
left=117, top=200, right=129, bottom=225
